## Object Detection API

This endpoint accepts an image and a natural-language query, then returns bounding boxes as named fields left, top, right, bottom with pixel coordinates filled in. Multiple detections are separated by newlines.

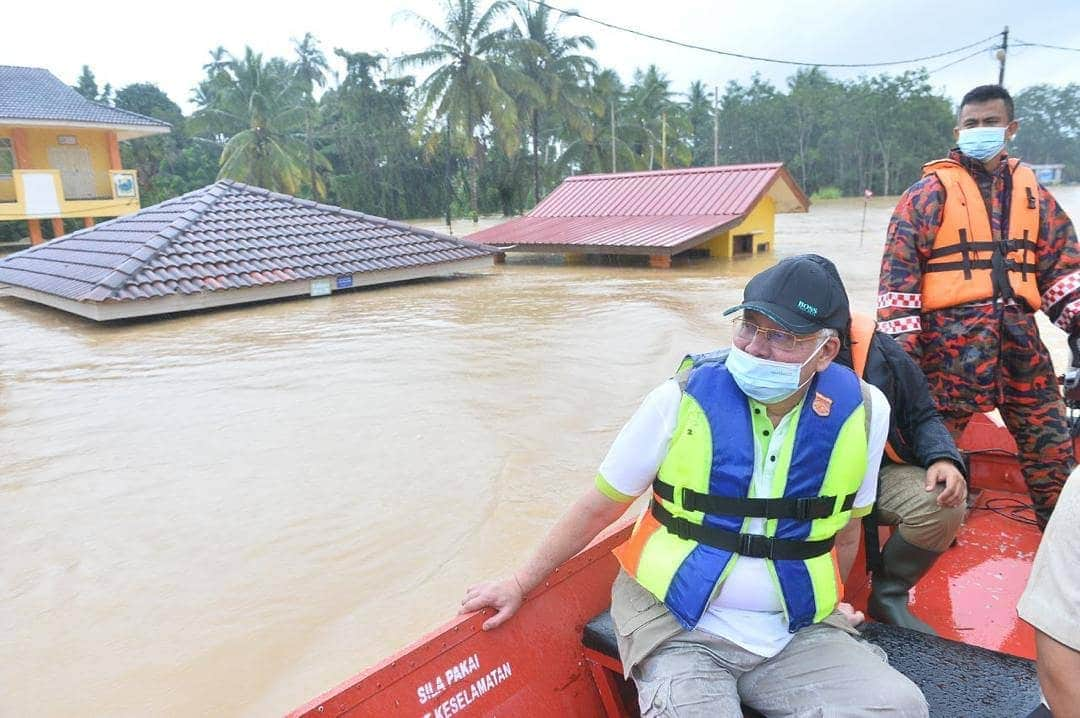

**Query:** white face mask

left=725, top=339, right=827, bottom=404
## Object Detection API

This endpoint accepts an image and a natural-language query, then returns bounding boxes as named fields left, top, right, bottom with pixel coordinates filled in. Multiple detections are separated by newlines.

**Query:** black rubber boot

left=867, top=532, right=941, bottom=635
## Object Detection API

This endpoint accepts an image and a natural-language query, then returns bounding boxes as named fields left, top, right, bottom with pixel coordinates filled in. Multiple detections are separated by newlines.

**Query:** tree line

left=14, top=0, right=1080, bottom=237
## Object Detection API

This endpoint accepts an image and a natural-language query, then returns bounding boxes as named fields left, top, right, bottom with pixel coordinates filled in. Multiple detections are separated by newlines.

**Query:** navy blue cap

left=723, top=254, right=851, bottom=335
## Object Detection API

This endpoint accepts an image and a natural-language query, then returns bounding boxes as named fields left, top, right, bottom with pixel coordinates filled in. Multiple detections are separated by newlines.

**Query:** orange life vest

left=920, top=157, right=1041, bottom=312
left=850, top=312, right=904, bottom=465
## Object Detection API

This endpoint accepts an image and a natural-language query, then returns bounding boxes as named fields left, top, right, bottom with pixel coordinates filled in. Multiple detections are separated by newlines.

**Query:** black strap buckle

left=669, top=514, right=692, bottom=540
left=679, top=486, right=697, bottom=512
left=794, top=497, right=815, bottom=521
left=738, top=533, right=773, bottom=559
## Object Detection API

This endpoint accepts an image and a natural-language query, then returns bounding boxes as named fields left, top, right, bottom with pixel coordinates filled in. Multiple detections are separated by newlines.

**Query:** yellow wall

left=0, top=128, right=13, bottom=202
left=0, top=124, right=140, bottom=222
left=22, top=126, right=114, bottom=198
left=702, top=195, right=776, bottom=258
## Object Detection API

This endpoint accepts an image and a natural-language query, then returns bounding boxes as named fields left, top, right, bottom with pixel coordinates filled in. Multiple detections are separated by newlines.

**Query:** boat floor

left=846, top=486, right=1041, bottom=659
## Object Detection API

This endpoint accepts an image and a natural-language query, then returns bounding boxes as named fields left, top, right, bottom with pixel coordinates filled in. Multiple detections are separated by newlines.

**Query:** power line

left=926, top=44, right=999, bottom=75
left=528, top=0, right=1001, bottom=69
left=1013, top=39, right=1080, bottom=53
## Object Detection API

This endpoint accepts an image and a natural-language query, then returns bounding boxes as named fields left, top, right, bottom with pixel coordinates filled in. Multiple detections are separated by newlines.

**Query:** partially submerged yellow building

left=0, top=65, right=171, bottom=244
left=467, top=163, right=809, bottom=267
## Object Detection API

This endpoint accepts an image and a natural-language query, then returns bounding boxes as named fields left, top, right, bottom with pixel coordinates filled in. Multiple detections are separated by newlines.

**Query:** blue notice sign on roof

left=336, top=275, right=354, bottom=290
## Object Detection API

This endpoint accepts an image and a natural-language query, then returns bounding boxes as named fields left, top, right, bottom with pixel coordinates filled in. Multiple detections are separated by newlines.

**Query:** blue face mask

left=725, top=340, right=826, bottom=404
left=957, top=126, right=1007, bottom=161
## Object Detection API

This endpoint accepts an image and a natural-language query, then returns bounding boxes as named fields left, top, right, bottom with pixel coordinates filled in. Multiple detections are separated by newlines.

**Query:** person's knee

left=897, top=500, right=964, bottom=552
left=633, top=643, right=741, bottom=717
left=861, top=668, right=929, bottom=717
left=886, top=676, right=930, bottom=717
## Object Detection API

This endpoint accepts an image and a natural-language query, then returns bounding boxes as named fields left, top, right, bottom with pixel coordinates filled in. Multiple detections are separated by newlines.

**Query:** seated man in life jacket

left=808, top=254, right=967, bottom=634
left=461, top=255, right=928, bottom=717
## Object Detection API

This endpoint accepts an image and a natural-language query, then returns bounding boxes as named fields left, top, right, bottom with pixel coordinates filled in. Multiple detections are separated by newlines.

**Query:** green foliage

left=1013, top=84, right=1080, bottom=182
left=712, top=68, right=954, bottom=196
left=810, top=186, right=843, bottom=200
left=64, top=29, right=1076, bottom=230
left=72, top=65, right=113, bottom=105
left=192, top=47, right=331, bottom=197
left=397, top=0, right=537, bottom=219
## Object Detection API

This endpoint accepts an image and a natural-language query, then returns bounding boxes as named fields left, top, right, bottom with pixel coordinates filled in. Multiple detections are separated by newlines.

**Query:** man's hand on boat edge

left=460, top=576, right=525, bottom=630
left=459, top=488, right=630, bottom=631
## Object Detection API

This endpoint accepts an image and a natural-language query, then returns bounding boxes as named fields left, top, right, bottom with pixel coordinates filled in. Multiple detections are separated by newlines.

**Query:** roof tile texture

left=0, top=181, right=491, bottom=303
left=0, top=65, right=171, bottom=128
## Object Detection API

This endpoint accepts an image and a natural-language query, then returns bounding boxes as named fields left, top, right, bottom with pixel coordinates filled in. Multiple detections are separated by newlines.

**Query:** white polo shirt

left=596, top=375, right=889, bottom=657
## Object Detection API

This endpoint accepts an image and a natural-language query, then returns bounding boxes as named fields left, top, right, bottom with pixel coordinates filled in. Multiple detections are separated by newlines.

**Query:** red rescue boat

left=289, top=412, right=1058, bottom=718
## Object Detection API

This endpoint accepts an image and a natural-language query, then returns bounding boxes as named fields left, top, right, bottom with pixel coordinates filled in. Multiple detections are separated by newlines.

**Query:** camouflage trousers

left=942, top=406, right=1070, bottom=530
left=918, top=305, right=1074, bottom=529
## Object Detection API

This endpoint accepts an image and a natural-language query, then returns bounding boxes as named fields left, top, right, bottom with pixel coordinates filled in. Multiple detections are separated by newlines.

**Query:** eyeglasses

left=732, top=318, right=822, bottom=352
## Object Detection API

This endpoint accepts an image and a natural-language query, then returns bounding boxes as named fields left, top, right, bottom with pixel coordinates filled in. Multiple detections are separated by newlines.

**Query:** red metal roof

left=467, top=163, right=807, bottom=253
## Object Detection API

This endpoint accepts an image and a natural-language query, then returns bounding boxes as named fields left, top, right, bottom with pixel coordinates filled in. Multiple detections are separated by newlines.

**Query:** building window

left=0, top=138, right=14, bottom=178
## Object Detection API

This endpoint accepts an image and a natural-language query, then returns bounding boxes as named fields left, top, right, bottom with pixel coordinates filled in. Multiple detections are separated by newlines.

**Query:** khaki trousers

left=876, top=463, right=965, bottom=552
left=611, top=571, right=928, bottom=718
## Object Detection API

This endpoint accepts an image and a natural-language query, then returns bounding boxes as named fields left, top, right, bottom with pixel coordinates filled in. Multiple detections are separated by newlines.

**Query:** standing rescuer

left=878, top=84, right=1079, bottom=529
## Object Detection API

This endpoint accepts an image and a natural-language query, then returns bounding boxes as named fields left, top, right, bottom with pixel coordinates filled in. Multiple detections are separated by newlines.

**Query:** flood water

left=2, top=189, right=1077, bottom=716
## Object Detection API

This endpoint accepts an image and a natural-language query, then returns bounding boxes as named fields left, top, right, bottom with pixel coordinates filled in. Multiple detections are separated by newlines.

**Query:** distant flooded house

left=0, top=65, right=171, bottom=244
left=466, top=163, right=809, bottom=268
left=1030, top=164, right=1065, bottom=185
left=0, top=180, right=493, bottom=321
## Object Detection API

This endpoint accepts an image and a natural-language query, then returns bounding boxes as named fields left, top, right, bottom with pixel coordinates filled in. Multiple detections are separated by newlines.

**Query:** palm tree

left=292, top=33, right=330, bottom=197
left=202, top=46, right=232, bottom=76
left=626, top=65, right=691, bottom=169
left=509, top=0, right=597, bottom=204
left=557, top=68, right=635, bottom=174
left=685, top=80, right=715, bottom=166
left=195, top=48, right=328, bottom=196
left=398, top=0, right=537, bottom=220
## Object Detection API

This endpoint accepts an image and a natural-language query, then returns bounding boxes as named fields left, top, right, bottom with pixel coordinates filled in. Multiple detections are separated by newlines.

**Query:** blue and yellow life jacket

left=612, top=357, right=869, bottom=631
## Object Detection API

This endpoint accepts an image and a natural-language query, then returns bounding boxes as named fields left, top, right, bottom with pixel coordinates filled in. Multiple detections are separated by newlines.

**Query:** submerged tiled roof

left=467, top=163, right=808, bottom=251
left=0, top=181, right=493, bottom=303
left=0, top=65, right=171, bottom=129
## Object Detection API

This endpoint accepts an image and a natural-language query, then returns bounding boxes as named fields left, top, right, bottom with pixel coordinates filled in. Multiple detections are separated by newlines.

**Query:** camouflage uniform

left=879, top=150, right=1079, bottom=528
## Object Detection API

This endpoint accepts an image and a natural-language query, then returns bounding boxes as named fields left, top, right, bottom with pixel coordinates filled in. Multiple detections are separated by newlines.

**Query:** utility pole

left=445, top=114, right=452, bottom=232
left=610, top=98, right=616, bottom=173
left=661, top=112, right=667, bottom=169
left=713, top=85, right=719, bottom=166
left=997, top=26, right=1009, bottom=85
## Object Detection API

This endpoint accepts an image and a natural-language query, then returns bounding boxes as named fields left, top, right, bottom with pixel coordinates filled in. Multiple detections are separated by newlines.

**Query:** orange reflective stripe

left=831, top=546, right=844, bottom=601
left=612, top=504, right=663, bottom=577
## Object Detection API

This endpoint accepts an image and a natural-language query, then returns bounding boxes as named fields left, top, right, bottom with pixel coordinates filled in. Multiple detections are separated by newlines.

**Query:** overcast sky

left=5, top=0, right=1079, bottom=116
